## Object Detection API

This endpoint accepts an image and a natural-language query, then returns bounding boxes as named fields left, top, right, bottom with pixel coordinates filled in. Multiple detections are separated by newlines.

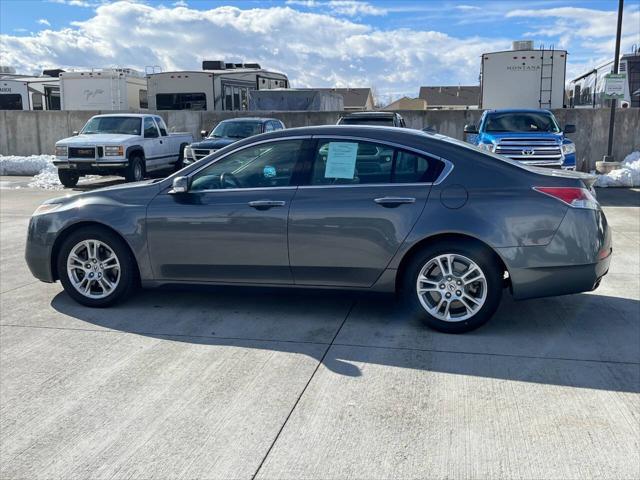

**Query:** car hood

left=190, top=137, right=241, bottom=149
left=482, top=132, right=564, bottom=143
left=42, top=179, right=162, bottom=207
left=57, top=133, right=139, bottom=145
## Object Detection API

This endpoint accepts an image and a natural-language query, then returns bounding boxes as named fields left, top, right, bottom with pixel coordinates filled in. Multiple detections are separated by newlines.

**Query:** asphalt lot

left=1, top=176, right=639, bottom=479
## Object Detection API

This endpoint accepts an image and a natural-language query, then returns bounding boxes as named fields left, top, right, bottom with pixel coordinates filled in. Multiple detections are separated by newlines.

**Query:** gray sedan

left=26, top=126, right=611, bottom=333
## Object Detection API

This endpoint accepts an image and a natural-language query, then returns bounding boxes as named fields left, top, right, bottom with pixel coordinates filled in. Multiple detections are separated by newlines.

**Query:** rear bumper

left=497, top=207, right=612, bottom=300
left=507, top=254, right=610, bottom=300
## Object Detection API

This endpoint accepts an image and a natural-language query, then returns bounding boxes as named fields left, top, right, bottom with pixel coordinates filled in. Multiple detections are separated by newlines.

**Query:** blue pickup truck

left=464, top=109, right=576, bottom=170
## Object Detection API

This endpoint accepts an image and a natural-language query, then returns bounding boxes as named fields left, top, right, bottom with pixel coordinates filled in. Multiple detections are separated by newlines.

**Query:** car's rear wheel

left=125, top=155, right=144, bottom=182
left=58, top=170, right=79, bottom=188
left=57, top=227, right=137, bottom=307
left=403, top=241, right=503, bottom=333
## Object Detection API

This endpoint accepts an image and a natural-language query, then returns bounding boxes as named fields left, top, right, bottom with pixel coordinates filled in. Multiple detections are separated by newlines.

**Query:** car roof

left=485, top=109, right=553, bottom=114
left=218, top=117, right=280, bottom=123
left=341, top=111, right=396, bottom=117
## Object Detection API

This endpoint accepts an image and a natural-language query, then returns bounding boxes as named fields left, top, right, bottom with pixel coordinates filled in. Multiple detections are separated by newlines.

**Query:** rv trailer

left=60, top=69, right=148, bottom=111
left=480, top=41, right=567, bottom=110
left=147, top=61, right=289, bottom=111
left=0, top=73, right=61, bottom=110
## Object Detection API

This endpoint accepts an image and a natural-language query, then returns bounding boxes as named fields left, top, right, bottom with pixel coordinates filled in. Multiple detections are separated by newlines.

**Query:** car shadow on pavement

left=595, top=188, right=640, bottom=207
left=50, top=286, right=640, bottom=393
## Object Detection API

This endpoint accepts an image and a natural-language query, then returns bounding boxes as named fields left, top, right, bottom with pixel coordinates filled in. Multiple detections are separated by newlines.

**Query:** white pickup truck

left=54, top=114, right=193, bottom=187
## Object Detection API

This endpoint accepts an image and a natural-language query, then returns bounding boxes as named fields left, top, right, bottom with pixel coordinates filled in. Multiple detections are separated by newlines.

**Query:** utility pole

left=603, top=0, right=624, bottom=163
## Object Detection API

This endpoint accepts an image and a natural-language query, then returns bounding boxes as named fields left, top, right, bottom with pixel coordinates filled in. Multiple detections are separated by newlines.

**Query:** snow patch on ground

left=0, top=155, right=101, bottom=190
left=595, top=151, right=640, bottom=188
left=0, top=155, right=57, bottom=177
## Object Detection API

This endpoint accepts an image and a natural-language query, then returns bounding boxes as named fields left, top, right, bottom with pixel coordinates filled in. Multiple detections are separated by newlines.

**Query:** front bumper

left=25, top=215, right=56, bottom=283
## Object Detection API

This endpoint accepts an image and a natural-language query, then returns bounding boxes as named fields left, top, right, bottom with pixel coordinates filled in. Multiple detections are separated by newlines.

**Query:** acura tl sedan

left=25, top=126, right=611, bottom=333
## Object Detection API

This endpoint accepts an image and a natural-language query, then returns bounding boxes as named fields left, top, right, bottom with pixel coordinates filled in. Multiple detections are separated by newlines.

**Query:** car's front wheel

left=124, top=155, right=144, bottom=182
left=57, top=226, right=137, bottom=307
left=403, top=242, right=503, bottom=333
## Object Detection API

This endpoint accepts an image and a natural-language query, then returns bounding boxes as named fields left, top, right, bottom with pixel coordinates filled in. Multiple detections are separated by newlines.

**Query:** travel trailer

left=147, top=61, right=289, bottom=111
left=480, top=41, right=567, bottom=109
left=0, top=71, right=61, bottom=110
left=568, top=48, right=640, bottom=108
left=60, top=69, right=148, bottom=111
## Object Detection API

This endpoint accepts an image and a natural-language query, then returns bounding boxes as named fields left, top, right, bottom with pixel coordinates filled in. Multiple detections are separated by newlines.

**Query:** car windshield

left=484, top=112, right=560, bottom=133
left=81, top=117, right=142, bottom=135
left=209, top=121, right=262, bottom=139
left=339, top=117, right=394, bottom=126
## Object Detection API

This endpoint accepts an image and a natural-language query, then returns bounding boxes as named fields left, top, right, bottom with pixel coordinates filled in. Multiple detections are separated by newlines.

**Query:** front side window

left=82, top=116, right=141, bottom=135
left=190, top=140, right=303, bottom=191
left=144, top=117, right=159, bottom=138
left=310, top=140, right=443, bottom=185
left=156, top=93, right=206, bottom=110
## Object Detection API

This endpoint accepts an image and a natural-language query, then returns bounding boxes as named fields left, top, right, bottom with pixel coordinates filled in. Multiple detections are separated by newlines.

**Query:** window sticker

left=324, top=142, right=358, bottom=179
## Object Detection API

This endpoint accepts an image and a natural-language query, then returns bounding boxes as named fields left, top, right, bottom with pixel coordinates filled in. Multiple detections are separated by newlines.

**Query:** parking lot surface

left=1, top=176, right=639, bottom=479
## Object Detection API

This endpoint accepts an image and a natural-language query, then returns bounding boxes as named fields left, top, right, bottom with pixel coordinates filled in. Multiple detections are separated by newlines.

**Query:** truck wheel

left=174, top=145, right=186, bottom=172
left=58, top=170, right=79, bottom=188
left=402, top=241, right=503, bottom=334
left=125, top=155, right=144, bottom=182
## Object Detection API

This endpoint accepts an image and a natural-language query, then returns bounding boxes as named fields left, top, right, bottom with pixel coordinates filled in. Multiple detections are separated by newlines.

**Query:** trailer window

left=156, top=93, right=206, bottom=110
left=139, top=90, right=148, bottom=109
left=0, top=94, right=23, bottom=110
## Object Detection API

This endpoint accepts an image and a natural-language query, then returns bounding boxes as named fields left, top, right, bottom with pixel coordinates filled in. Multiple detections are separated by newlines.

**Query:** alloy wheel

left=416, top=253, right=487, bottom=322
left=66, top=239, right=121, bottom=299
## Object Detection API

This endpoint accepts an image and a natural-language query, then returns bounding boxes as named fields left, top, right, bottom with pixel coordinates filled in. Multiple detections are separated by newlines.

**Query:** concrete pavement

left=1, top=178, right=638, bottom=479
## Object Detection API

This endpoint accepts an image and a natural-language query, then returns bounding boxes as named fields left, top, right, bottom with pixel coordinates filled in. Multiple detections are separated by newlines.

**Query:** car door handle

left=374, top=197, right=416, bottom=207
left=248, top=200, right=286, bottom=210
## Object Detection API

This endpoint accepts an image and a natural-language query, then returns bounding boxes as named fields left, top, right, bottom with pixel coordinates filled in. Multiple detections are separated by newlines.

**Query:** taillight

left=533, top=187, right=599, bottom=210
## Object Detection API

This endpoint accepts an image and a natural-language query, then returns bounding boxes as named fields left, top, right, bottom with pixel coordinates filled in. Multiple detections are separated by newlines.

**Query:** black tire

left=56, top=226, right=138, bottom=307
left=124, top=155, right=145, bottom=182
left=58, top=170, right=79, bottom=188
left=174, top=145, right=186, bottom=172
left=402, top=240, right=503, bottom=333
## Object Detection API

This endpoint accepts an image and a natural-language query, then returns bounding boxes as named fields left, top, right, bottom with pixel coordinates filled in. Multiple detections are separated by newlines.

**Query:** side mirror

left=201, top=130, right=208, bottom=138
left=72, top=130, right=79, bottom=136
left=463, top=124, right=478, bottom=134
left=563, top=124, right=576, bottom=134
left=170, top=176, right=189, bottom=194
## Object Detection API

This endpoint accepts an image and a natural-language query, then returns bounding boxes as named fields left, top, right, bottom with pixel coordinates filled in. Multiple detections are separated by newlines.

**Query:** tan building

left=382, top=96, right=427, bottom=110
left=418, top=86, right=480, bottom=109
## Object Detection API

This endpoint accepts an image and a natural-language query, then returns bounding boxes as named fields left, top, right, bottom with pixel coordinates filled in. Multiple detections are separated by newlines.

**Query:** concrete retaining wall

left=1, top=108, right=638, bottom=171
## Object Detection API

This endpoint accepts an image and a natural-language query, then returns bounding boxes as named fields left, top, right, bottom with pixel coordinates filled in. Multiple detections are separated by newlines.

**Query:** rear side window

left=154, top=117, right=168, bottom=136
left=310, top=140, right=443, bottom=185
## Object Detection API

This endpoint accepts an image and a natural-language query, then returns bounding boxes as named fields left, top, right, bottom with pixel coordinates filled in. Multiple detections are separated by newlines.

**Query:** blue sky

left=1, top=0, right=638, bottom=102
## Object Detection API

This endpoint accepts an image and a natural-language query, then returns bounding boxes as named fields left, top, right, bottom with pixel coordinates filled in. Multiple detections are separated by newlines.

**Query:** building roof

left=298, top=88, right=373, bottom=109
left=382, top=96, right=428, bottom=110
left=418, top=86, right=480, bottom=107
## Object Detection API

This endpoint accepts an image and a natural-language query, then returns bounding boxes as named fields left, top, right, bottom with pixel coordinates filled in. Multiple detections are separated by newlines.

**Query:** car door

left=288, top=137, right=444, bottom=287
left=146, top=138, right=310, bottom=284
left=142, top=117, right=163, bottom=171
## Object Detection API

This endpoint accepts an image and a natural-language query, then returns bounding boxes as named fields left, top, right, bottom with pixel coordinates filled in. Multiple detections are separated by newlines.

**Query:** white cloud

left=173, top=0, right=188, bottom=6
left=37, top=19, right=51, bottom=26
left=455, top=5, right=481, bottom=11
left=1, top=2, right=506, bottom=97
left=507, top=5, right=640, bottom=80
left=286, top=0, right=386, bottom=17
left=47, top=0, right=96, bottom=7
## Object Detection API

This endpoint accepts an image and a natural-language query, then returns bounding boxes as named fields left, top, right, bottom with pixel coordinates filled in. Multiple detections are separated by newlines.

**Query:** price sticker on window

left=325, top=142, right=358, bottom=179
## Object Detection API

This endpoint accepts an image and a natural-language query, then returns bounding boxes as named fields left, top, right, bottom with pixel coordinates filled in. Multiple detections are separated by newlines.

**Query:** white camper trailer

left=147, top=61, right=289, bottom=111
left=480, top=41, right=567, bottom=109
left=60, top=69, right=148, bottom=111
left=0, top=75, right=61, bottom=110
